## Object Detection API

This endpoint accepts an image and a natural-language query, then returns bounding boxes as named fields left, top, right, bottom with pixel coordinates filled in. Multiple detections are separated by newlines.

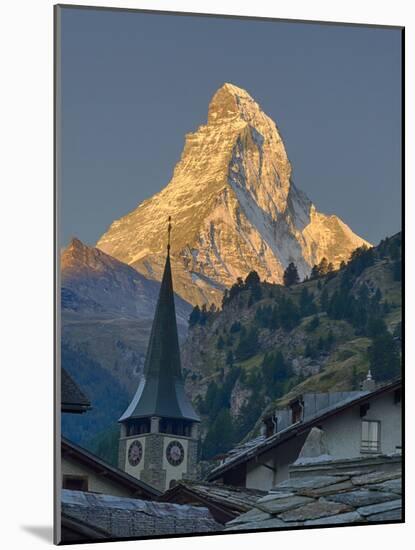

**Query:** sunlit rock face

left=61, top=237, right=191, bottom=324
left=97, top=83, right=369, bottom=306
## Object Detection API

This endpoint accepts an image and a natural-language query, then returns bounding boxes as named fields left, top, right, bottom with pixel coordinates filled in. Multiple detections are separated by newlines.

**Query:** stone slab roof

left=221, top=435, right=266, bottom=465
left=160, top=480, right=266, bottom=523
left=224, top=455, right=402, bottom=531
left=62, top=489, right=222, bottom=541
left=61, top=512, right=110, bottom=543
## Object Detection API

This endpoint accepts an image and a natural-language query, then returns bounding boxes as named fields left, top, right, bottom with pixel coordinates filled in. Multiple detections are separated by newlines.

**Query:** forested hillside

left=182, top=233, right=402, bottom=461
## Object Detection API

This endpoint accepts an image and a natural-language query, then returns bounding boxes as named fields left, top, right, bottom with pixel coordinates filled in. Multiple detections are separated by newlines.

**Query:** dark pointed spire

left=119, top=218, right=199, bottom=423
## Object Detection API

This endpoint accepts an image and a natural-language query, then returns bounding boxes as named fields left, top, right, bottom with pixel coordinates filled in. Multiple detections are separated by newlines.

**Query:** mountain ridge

left=62, top=237, right=192, bottom=323
left=97, top=83, right=369, bottom=306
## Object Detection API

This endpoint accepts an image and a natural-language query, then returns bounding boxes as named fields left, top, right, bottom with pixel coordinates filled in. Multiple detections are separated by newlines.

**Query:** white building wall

left=321, top=391, right=401, bottom=458
left=62, top=456, right=132, bottom=498
left=162, top=436, right=189, bottom=489
left=364, top=392, right=401, bottom=454
left=244, top=388, right=401, bottom=491
left=246, top=433, right=307, bottom=490
left=122, top=435, right=147, bottom=478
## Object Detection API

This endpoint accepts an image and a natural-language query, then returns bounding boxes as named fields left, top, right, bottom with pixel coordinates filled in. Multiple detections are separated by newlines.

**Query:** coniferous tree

left=262, top=351, right=292, bottom=397
left=203, top=381, right=220, bottom=416
left=245, top=270, right=260, bottom=288
left=310, top=257, right=330, bottom=279
left=202, top=408, right=235, bottom=459
left=300, top=287, right=316, bottom=316
left=230, top=321, right=242, bottom=333
left=347, top=245, right=375, bottom=277
left=319, top=257, right=329, bottom=275
left=235, top=326, right=259, bottom=361
left=217, top=335, right=225, bottom=350
left=222, top=289, right=229, bottom=308
left=310, top=266, right=318, bottom=279
left=199, top=304, right=208, bottom=322
left=234, top=394, right=266, bottom=443
left=304, top=342, right=318, bottom=359
left=226, top=334, right=235, bottom=347
left=189, top=305, right=201, bottom=327
left=270, top=306, right=280, bottom=329
left=326, top=262, right=336, bottom=280
left=306, top=315, right=320, bottom=332
left=320, top=288, right=329, bottom=312
left=245, top=271, right=262, bottom=305
left=229, top=277, right=245, bottom=301
left=368, top=330, right=400, bottom=381
left=326, top=329, right=335, bottom=349
left=366, top=318, right=388, bottom=339
left=279, top=297, right=300, bottom=330
left=351, top=365, right=359, bottom=390
left=382, top=300, right=391, bottom=315
left=283, top=262, right=300, bottom=287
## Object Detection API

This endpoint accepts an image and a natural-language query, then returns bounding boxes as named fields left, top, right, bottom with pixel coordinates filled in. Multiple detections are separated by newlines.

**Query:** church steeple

left=119, top=218, right=199, bottom=422
left=118, top=218, right=199, bottom=492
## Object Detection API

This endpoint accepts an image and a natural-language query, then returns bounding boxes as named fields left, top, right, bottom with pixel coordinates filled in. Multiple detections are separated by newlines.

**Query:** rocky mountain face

left=97, top=83, right=369, bottom=306
left=60, top=238, right=192, bottom=446
left=62, top=237, right=191, bottom=325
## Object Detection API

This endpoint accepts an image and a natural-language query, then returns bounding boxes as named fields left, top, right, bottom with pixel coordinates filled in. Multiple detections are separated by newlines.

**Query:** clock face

left=128, top=440, right=143, bottom=467
left=166, top=440, right=185, bottom=466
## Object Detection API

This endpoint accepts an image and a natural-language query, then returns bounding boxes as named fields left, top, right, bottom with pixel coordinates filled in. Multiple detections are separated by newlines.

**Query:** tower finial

left=167, top=216, right=172, bottom=253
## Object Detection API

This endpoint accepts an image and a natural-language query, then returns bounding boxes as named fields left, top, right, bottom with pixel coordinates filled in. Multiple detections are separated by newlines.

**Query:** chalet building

left=207, top=377, right=402, bottom=491
left=118, top=219, right=200, bottom=492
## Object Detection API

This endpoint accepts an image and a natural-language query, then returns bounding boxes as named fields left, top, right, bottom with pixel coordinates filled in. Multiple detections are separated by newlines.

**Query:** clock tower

left=118, top=218, right=200, bottom=492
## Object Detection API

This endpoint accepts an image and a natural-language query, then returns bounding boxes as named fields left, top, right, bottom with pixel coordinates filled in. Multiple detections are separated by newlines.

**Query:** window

left=361, top=420, right=381, bottom=453
left=359, top=403, right=370, bottom=417
left=291, top=400, right=303, bottom=423
left=127, top=418, right=150, bottom=436
left=160, top=418, right=192, bottom=436
left=263, top=417, right=274, bottom=438
left=63, top=475, right=89, bottom=492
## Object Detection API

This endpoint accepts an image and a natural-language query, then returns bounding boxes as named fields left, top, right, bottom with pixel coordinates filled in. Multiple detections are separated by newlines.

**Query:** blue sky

left=59, top=7, right=402, bottom=247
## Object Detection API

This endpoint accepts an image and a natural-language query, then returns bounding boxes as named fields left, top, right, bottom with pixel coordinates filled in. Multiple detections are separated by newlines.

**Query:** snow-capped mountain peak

left=97, top=83, right=369, bottom=306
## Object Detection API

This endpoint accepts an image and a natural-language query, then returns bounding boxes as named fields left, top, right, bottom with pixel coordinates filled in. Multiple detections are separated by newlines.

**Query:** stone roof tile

left=224, top=456, right=402, bottom=531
